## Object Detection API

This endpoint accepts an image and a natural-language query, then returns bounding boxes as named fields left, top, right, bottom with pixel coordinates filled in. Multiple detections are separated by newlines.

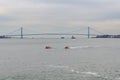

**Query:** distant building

left=0, top=35, right=11, bottom=39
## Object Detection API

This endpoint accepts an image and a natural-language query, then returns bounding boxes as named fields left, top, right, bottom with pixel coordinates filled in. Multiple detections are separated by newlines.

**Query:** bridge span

left=2, top=27, right=105, bottom=39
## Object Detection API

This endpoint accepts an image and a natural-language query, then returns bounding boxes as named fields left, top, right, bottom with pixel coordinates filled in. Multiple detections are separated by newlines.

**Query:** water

left=0, top=38, right=120, bottom=80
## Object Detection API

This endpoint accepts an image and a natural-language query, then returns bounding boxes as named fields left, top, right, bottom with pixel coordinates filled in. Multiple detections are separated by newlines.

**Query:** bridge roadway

left=5, top=33, right=97, bottom=36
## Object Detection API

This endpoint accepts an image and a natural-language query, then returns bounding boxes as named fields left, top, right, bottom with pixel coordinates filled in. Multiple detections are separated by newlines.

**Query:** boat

left=71, top=36, right=76, bottom=39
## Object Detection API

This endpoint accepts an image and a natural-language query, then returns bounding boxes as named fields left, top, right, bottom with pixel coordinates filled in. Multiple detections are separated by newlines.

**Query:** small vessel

left=64, top=46, right=70, bottom=49
left=71, top=36, right=76, bottom=39
left=61, top=37, right=65, bottom=39
left=45, top=46, right=52, bottom=49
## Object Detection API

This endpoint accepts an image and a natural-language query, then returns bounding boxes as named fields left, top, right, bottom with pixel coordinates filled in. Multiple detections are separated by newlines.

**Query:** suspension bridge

left=1, top=27, right=105, bottom=39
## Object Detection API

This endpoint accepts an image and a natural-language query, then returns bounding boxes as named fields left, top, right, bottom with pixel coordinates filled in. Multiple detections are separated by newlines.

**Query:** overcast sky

left=0, top=0, right=120, bottom=35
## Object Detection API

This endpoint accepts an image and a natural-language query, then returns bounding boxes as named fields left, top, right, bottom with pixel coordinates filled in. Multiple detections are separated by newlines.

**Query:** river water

left=0, top=38, right=120, bottom=80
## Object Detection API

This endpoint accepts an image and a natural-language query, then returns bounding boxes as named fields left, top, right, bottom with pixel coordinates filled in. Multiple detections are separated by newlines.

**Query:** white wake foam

left=70, top=45, right=100, bottom=49
left=82, top=72, right=100, bottom=76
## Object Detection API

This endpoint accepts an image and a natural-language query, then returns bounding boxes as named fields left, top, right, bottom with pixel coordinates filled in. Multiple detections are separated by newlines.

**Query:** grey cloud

left=20, top=0, right=110, bottom=8
left=0, top=16, right=15, bottom=22
left=0, top=0, right=120, bottom=34
left=98, top=13, right=120, bottom=21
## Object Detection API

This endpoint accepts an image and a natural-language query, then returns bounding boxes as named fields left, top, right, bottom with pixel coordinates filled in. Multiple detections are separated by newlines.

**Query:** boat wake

left=70, top=45, right=100, bottom=49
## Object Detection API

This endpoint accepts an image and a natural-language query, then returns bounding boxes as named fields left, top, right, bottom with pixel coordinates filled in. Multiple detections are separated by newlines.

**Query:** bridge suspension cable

left=89, top=27, right=106, bottom=35
left=5, top=28, right=21, bottom=36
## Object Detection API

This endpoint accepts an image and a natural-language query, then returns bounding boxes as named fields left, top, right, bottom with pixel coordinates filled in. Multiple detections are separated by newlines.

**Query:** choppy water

left=0, top=38, right=120, bottom=80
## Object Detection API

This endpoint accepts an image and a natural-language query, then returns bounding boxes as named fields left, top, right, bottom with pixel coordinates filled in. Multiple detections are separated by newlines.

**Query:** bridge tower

left=21, top=27, right=23, bottom=39
left=88, top=27, right=90, bottom=38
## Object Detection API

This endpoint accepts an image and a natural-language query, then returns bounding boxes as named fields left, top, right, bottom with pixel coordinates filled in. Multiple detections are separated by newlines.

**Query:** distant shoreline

left=0, top=35, right=120, bottom=39
left=95, top=35, right=120, bottom=38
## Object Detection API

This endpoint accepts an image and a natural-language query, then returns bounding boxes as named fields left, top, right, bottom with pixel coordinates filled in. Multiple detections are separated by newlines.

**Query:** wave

left=45, top=65, right=80, bottom=73
left=45, top=65, right=101, bottom=76
left=46, top=65, right=70, bottom=69
left=81, top=71, right=100, bottom=76
left=81, top=71, right=109, bottom=79
left=44, top=65, right=110, bottom=79
left=115, top=77, right=120, bottom=80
